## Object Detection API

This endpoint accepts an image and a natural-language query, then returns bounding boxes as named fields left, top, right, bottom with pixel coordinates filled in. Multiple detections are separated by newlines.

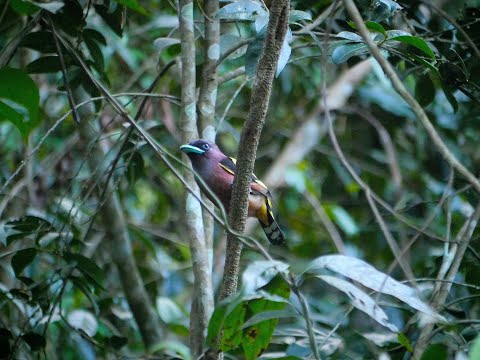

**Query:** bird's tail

left=259, top=208, right=285, bottom=245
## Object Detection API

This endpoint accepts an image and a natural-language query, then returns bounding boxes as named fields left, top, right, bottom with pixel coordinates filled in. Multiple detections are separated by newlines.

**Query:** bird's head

left=180, top=139, right=214, bottom=156
left=180, top=139, right=222, bottom=162
left=180, top=139, right=224, bottom=174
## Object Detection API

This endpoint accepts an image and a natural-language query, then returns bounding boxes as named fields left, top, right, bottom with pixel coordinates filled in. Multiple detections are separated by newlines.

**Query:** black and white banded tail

left=259, top=210, right=285, bottom=245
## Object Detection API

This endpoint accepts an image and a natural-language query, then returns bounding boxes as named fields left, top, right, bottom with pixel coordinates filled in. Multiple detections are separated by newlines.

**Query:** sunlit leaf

left=330, top=206, right=359, bottom=236
left=302, top=255, right=446, bottom=322
left=336, top=31, right=364, bottom=42
left=216, top=1, right=266, bottom=21
left=289, top=10, right=312, bottom=23
left=276, top=28, right=292, bottom=77
left=220, top=35, right=248, bottom=59
left=316, top=275, right=399, bottom=332
left=27, top=0, right=63, bottom=13
left=331, top=43, right=369, bottom=64
left=67, top=310, right=98, bottom=337
left=156, top=297, right=186, bottom=324
left=242, top=260, right=289, bottom=295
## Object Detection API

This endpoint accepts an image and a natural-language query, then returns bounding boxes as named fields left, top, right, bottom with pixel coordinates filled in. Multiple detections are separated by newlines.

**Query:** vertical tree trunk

left=178, top=0, right=214, bottom=357
left=76, top=93, right=162, bottom=349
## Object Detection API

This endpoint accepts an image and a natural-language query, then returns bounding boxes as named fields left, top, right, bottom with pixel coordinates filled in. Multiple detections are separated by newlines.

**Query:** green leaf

left=241, top=309, right=297, bottom=329
left=21, top=332, right=46, bottom=351
left=331, top=43, right=369, bottom=64
left=64, top=252, right=104, bottom=290
left=409, top=54, right=439, bottom=76
left=26, top=56, right=63, bottom=74
left=5, top=216, right=54, bottom=244
left=470, top=335, right=480, bottom=360
left=398, top=333, right=413, bottom=352
left=386, top=35, right=435, bottom=59
left=347, top=20, right=387, bottom=38
left=289, top=10, right=312, bottom=23
left=94, top=4, right=124, bottom=36
left=10, top=0, right=39, bottom=15
left=442, top=85, right=458, bottom=113
left=20, top=31, right=56, bottom=53
left=415, top=73, right=436, bottom=107
left=241, top=274, right=290, bottom=359
left=0, top=67, right=40, bottom=140
left=83, top=29, right=107, bottom=46
left=116, top=0, right=147, bottom=15
left=0, top=328, right=13, bottom=358
left=106, top=335, right=128, bottom=349
left=70, top=275, right=100, bottom=315
left=222, top=302, right=247, bottom=351
left=207, top=291, right=246, bottom=349
left=84, top=37, right=104, bottom=73
left=148, top=341, right=191, bottom=360
left=11, top=248, right=37, bottom=277
left=420, top=344, right=448, bottom=360
left=365, top=21, right=387, bottom=38
left=125, top=150, right=144, bottom=185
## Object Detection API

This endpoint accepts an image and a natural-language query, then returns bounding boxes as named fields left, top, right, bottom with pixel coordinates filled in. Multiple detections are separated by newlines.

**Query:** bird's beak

left=180, top=144, right=205, bottom=155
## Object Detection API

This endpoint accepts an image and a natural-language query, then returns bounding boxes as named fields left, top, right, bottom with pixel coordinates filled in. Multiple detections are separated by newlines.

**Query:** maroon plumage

left=180, top=139, right=285, bottom=245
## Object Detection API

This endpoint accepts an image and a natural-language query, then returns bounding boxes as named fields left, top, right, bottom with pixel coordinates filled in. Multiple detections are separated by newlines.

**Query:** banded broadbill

left=180, top=139, right=285, bottom=245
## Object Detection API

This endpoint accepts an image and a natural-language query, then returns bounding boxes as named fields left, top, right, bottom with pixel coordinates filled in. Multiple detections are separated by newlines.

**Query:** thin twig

left=343, top=0, right=480, bottom=194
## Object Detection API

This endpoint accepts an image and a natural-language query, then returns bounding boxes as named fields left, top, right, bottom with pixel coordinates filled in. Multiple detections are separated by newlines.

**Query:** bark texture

left=218, top=0, right=290, bottom=300
left=178, top=0, right=214, bottom=357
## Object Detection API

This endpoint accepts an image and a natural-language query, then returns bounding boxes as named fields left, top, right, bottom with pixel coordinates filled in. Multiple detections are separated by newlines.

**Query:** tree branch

left=75, top=92, right=163, bottom=349
left=414, top=201, right=480, bottom=357
left=197, top=0, right=220, bottom=311
left=218, top=0, right=290, bottom=300
left=178, top=0, right=214, bottom=356
left=342, top=0, right=480, bottom=194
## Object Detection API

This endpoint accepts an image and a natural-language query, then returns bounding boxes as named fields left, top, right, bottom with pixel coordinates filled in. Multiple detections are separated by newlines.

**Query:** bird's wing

left=218, top=157, right=272, bottom=198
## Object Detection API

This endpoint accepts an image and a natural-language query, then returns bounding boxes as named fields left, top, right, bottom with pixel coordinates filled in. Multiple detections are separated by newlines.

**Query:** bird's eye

left=202, top=143, right=210, bottom=150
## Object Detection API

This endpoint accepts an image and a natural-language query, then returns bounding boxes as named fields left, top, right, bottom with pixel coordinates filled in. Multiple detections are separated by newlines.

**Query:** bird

left=180, top=139, right=285, bottom=245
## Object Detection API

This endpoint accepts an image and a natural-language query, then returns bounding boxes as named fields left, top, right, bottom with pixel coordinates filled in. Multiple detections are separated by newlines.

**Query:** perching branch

left=178, top=0, right=214, bottom=357
left=218, top=0, right=290, bottom=300
left=342, top=0, right=480, bottom=194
